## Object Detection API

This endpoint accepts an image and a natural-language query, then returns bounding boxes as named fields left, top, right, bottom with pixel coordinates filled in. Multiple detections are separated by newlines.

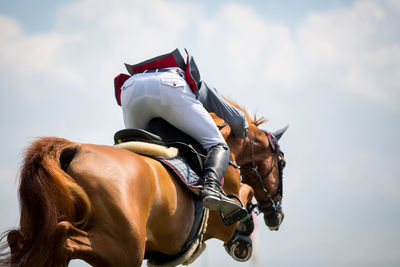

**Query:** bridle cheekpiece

left=238, top=130, right=285, bottom=217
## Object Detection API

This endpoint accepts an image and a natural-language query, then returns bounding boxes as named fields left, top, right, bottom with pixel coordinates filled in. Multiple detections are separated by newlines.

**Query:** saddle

left=114, top=118, right=206, bottom=194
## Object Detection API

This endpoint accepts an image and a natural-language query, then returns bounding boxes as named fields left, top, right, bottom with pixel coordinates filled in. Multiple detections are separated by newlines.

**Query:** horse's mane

left=224, top=98, right=267, bottom=127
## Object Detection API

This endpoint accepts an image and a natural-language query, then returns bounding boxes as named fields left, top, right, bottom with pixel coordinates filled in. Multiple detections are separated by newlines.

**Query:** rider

left=114, top=48, right=249, bottom=223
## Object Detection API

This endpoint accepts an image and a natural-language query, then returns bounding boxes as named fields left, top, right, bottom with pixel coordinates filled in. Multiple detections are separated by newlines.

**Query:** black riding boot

left=201, top=144, right=248, bottom=225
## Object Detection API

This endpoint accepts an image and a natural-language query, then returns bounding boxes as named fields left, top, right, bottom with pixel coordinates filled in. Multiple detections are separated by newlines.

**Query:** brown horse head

left=219, top=105, right=288, bottom=231
left=239, top=120, right=287, bottom=231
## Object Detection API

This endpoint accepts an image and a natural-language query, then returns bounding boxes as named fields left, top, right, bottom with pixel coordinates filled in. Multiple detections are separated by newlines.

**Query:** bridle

left=232, top=131, right=285, bottom=216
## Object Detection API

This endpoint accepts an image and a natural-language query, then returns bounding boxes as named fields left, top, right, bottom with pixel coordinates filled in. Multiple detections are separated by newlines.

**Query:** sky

left=0, top=0, right=399, bottom=266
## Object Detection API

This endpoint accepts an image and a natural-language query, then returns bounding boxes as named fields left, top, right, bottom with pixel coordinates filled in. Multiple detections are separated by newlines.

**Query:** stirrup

left=220, top=195, right=248, bottom=226
left=201, top=191, right=235, bottom=211
left=202, top=192, right=247, bottom=225
left=220, top=206, right=248, bottom=226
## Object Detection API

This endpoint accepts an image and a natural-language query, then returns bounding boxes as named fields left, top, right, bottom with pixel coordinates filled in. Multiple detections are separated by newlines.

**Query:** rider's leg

left=201, top=143, right=241, bottom=213
left=120, top=72, right=246, bottom=222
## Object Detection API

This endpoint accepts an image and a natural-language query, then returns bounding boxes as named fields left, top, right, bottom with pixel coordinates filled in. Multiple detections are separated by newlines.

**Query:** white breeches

left=120, top=69, right=226, bottom=150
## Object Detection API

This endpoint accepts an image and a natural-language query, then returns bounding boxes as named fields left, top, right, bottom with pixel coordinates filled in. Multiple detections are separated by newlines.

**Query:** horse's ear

left=273, top=125, right=289, bottom=141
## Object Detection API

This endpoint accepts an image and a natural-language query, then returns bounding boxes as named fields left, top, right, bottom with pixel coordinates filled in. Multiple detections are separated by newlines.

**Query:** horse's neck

left=227, top=136, right=249, bottom=165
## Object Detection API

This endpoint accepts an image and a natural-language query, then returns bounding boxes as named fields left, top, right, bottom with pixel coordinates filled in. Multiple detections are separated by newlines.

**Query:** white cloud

left=196, top=3, right=298, bottom=90
left=296, top=0, right=400, bottom=106
left=53, top=0, right=200, bottom=64
left=1, top=0, right=398, bottom=107
left=198, top=0, right=400, bottom=107
left=0, top=0, right=201, bottom=101
left=0, top=15, right=84, bottom=95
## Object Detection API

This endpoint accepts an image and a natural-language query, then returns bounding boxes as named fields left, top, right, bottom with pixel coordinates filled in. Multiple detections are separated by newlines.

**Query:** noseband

left=232, top=132, right=285, bottom=216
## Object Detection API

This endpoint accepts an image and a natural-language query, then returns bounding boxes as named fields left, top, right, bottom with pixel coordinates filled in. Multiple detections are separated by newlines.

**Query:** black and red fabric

left=124, top=48, right=186, bottom=75
left=114, top=73, right=131, bottom=106
left=184, top=49, right=201, bottom=94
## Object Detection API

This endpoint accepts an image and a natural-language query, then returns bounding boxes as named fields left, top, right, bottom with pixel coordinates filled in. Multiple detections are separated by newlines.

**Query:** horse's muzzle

left=264, top=211, right=284, bottom=231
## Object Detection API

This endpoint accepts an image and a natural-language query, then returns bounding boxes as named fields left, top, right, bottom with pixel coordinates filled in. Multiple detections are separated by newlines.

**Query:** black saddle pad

left=157, top=156, right=202, bottom=195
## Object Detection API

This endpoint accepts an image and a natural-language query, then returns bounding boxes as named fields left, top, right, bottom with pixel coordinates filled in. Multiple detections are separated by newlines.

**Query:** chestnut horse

left=0, top=107, right=287, bottom=267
